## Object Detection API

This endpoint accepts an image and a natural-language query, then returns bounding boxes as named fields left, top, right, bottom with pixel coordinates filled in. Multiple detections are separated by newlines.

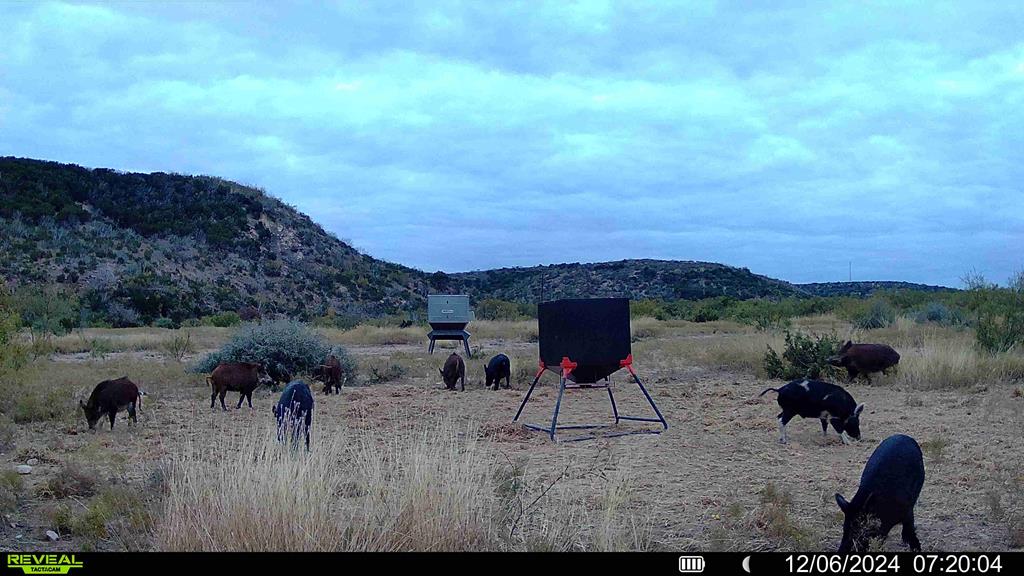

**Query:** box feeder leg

left=462, top=336, right=472, bottom=358
left=428, top=338, right=436, bottom=354
left=513, top=362, right=546, bottom=423
left=621, top=355, right=668, bottom=430
left=607, top=386, right=620, bottom=425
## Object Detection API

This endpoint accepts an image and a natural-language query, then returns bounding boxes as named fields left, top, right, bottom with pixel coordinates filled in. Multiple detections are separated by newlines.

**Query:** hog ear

left=835, top=493, right=850, bottom=513
left=439, top=368, right=444, bottom=376
left=79, top=399, right=86, bottom=409
left=854, top=403, right=865, bottom=416
left=843, top=340, right=852, bottom=349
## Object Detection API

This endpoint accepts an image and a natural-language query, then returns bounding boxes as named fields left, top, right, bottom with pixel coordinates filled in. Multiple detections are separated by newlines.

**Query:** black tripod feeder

left=512, top=297, right=667, bottom=441
left=426, top=294, right=473, bottom=357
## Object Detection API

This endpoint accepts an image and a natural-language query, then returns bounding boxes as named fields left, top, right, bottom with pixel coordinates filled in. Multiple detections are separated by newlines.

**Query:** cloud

left=1, top=1, right=1022, bottom=286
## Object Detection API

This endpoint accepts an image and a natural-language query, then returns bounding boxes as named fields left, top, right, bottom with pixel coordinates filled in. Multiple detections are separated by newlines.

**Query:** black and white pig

left=483, top=354, right=511, bottom=390
left=760, top=379, right=864, bottom=444
left=836, top=434, right=925, bottom=552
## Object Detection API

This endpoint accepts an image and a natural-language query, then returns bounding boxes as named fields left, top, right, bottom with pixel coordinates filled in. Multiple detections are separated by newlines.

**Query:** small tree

left=12, top=285, right=78, bottom=359
left=764, top=330, right=843, bottom=381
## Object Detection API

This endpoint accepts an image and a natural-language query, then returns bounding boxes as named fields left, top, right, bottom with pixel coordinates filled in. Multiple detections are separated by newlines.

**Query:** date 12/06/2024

left=784, top=554, right=1004, bottom=574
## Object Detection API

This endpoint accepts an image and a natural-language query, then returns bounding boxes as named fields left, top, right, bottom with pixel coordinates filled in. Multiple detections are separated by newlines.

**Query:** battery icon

left=678, top=556, right=705, bottom=573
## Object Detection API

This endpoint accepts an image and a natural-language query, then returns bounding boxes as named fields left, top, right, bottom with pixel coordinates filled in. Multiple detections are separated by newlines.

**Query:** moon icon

left=742, top=555, right=751, bottom=573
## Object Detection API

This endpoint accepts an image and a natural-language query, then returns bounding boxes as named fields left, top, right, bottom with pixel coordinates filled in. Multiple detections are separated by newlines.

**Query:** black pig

left=80, top=376, right=142, bottom=431
left=273, top=380, right=314, bottom=450
left=836, top=434, right=925, bottom=552
left=483, top=354, right=511, bottom=390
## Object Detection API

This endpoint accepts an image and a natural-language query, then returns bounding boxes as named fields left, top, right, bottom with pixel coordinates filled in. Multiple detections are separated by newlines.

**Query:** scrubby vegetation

left=763, top=330, right=843, bottom=381
left=194, top=320, right=356, bottom=385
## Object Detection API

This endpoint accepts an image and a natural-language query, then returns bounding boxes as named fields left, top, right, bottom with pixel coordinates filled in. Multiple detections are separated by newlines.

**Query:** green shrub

left=963, top=271, right=1024, bottom=353
left=475, top=299, right=536, bottom=321
left=0, top=414, right=16, bottom=452
left=311, top=309, right=361, bottom=330
left=201, top=311, right=241, bottom=327
left=193, top=320, right=356, bottom=384
left=0, top=469, right=25, bottom=513
left=0, top=288, right=27, bottom=375
left=764, top=330, right=843, bottom=381
left=975, top=311, right=1024, bottom=354
left=629, top=300, right=666, bottom=320
left=914, top=302, right=966, bottom=327
left=153, top=317, right=176, bottom=329
left=851, top=299, right=896, bottom=330
left=365, top=362, right=406, bottom=385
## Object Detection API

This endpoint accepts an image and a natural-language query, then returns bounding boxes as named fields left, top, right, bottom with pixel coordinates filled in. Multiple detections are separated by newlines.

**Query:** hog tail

left=758, top=387, right=780, bottom=397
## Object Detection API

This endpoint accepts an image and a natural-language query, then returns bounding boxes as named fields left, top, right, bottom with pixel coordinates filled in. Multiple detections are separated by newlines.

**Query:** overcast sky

left=1, top=1, right=1022, bottom=286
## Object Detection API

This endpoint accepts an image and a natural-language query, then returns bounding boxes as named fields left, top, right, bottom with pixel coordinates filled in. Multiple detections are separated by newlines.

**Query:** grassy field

left=1, top=316, right=1022, bottom=551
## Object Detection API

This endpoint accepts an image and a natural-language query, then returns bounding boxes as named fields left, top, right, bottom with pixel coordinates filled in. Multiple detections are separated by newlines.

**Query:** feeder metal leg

left=549, top=375, right=568, bottom=441
left=607, top=385, right=620, bottom=424
left=629, top=371, right=668, bottom=430
left=512, top=370, right=544, bottom=423
left=428, top=338, right=435, bottom=354
left=463, top=337, right=472, bottom=357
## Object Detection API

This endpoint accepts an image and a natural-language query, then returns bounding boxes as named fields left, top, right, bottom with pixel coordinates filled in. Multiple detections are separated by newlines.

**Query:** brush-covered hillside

left=0, top=157, right=953, bottom=326
left=0, top=157, right=431, bottom=325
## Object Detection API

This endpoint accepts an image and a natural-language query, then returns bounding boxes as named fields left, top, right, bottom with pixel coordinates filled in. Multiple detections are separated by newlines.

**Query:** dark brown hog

left=316, top=354, right=343, bottom=395
left=440, top=352, right=465, bottom=391
left=208, top=362, right=273, bottom=411
left=80, top=376, right=143, bottom=431
left=828, top=341, right=900, bottom=384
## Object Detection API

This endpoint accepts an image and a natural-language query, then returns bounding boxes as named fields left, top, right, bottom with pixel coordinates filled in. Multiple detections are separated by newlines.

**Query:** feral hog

left=266, top=362, right=292, bottom=390
left=440, top=352, right=465, bottom=391
left=828, top=341, right=900, bottom=384
left=836, top=434, right=925, bottom=552
left=316, top=354, right=343, bottom=395
left=81, top=376, right=142, bottom=430
left=274, top=380, right=314, bottom=450
left=760, top=379, right=864, bottom=444
left=208, top=362, right=273, bottom=411
left=484, top=354, right=511, bottom=390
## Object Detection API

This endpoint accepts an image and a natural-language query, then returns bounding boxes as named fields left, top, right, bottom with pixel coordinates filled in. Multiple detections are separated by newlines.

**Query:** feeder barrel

left=537, top=297, right=631, bottom=383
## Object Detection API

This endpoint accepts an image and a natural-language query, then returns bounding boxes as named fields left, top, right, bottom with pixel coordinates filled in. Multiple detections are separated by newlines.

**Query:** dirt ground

left=3, top=331, right=1022, bottom=552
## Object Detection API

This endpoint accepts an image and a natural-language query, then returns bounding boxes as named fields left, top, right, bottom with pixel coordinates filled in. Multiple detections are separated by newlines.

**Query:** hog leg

left=108, top=410, right=117, bottom=430
left=219, top=390, right=228, bottom=411
left=778, top=411, right=795, bottom=444
left=902, top=511, right=921, bottom=551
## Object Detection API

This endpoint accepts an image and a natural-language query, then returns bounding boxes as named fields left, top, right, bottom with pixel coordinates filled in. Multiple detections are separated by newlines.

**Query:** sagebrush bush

left=193, top=320, right=356, bottom=383
left=852, top=299, right=896, bottom=330
left=914, top=302, right=966, bottom=327
left=975, top=308, right=1024, bottom=354
left=764, top=330, right=843, bottom=381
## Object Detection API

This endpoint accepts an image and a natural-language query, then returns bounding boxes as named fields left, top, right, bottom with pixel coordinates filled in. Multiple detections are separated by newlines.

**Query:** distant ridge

left=0, top=157, right=957, bottom=325
left=797, top=281, right=956, bottom=298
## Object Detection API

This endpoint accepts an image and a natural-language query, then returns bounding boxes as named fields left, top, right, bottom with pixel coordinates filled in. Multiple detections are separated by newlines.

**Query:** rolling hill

left=0, top=157, right=953, bottom=326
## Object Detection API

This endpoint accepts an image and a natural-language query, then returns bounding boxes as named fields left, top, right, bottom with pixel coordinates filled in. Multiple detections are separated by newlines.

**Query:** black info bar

left=8, top=552, right=1020, bottom=575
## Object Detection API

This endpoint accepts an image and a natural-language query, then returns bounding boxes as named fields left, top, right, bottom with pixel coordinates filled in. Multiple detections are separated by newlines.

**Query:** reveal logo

left=6, top=555, right=83, bottom=574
